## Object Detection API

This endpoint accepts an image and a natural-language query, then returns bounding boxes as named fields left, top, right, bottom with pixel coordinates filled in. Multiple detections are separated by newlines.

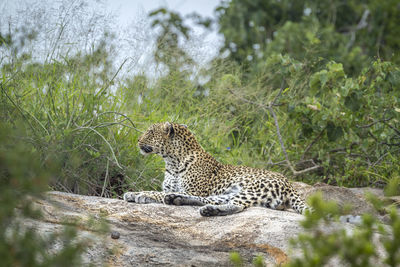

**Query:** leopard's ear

left=164, top=122, right=174, bottom=138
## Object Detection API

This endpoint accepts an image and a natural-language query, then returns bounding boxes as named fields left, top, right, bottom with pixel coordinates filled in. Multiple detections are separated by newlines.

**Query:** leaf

left=344, top=92, right=361, bottom=111
left=326, top=121, right=343, bottom=142
left=328, top=62, right=342, bottom=73
left=309, top=70, right=328, bottom=91
left=149, top=8, right=167, bottom=17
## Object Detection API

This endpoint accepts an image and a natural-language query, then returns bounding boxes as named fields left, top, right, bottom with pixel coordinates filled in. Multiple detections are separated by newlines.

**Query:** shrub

left=286, top=193, right=400, bottom=267
left=0, top=122, right=87, bottom=266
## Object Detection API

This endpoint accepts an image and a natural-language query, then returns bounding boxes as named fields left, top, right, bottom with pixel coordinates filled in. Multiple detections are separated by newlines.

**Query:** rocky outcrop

left=26, top=183, right=387, bottom=266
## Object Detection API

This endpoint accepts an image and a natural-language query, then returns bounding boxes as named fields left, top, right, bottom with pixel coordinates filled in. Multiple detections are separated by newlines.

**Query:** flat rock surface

left=26, top=182, right=388, bottom=266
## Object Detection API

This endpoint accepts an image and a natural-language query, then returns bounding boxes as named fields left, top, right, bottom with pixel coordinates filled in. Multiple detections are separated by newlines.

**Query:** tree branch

left=356, top=117, right=392, bottom=128
left=101, top=160, right=110, bottom=197
left=301, top=128, right=325, bottom=160
left=346, top=9, right=370, bottom=50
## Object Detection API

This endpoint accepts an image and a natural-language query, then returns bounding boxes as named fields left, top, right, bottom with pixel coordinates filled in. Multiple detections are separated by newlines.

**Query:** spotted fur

left=124, top=122, right=308, bottom=216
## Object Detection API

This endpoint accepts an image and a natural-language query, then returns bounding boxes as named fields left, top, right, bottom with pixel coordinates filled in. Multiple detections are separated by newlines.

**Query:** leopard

left=123, top=122, right=308, bottom=216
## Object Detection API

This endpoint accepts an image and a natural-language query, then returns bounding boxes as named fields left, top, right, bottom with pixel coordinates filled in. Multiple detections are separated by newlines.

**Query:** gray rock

left=23, top=182, right=387, bottom=266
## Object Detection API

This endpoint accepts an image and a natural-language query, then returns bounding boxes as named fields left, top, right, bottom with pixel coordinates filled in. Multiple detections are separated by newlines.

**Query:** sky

left=2, top=0, right=220, bottom=23
left=1, top=0, right=224, bottom=76
left=104, top=0, right=220, bottom=26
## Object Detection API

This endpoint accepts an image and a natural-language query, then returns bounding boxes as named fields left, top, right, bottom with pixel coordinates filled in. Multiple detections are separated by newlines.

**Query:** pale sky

left=105, top=0, right=220, bottom=26
left=1, top=0, right=223, bottom=76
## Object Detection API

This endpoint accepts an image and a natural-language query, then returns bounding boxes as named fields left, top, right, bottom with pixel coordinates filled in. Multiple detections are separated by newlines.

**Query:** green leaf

left=326, top=121, right=343, bottom=142
left=344, top=92, right=361, bottom=111
left=328, top=62, right=345, bottom=79
left=309, top=70, right=328, bottom=92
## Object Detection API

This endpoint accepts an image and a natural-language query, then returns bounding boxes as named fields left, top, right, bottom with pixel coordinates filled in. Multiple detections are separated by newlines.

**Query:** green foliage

left=0, top=122, right=87, bottom=266
left=253, top=255, right=266, bottom=267
left=149, top=8, right=194, bottom=74
left=384, top=175, right=400, bottom=197
left=286, top=194, right=400, bottom=267
left=229, top=251, right=266, bottom=267
left=191, top=54, right=400, bottom=187
left=0, top=27, right=162, bottom=196
left=230, top=251, right=244, bottom=267
left=216, top=0, right=400, bottom=75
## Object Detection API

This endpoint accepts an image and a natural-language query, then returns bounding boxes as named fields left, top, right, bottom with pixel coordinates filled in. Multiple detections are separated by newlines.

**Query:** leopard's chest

left=164, top=157, right=218, bottom=193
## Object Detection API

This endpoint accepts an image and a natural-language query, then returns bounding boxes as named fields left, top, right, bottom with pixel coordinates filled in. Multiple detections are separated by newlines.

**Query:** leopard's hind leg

left=199, top=203, right=245, bottom=216
left=164, top=193, right=232, bottom=206
left=198, top=184, right=291, bottom=216
left=199, top=193, right=251, bottom=216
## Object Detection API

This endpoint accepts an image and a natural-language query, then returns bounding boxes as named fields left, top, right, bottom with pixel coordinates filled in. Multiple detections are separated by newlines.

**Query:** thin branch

left=301, top=128, right=325, bottom=160
left=368, top=131, right=378, bottom=142
left=373, top=148, right=400, bottom=167
left=266, top=105, right=292, bottom=169
left=356, top=117, right=392, bottom=128
left=0, top=83, right=37, bottom=134
left=26, top=111, right=50, bottom=135
left=271, top=79, right=286, bottom=106
left=329, top=142, right=359, bottom=153
left=228, top=88, right=266, bottom=110
left=73, top=126, right=122, bottom=169
left=265, top=160, right=287, bottom=166
left=82, top=111, right=142, bottom=133
left=101, top=160, right=110, bottom=197
left=346, top=9, right=370, bottom=50
left=380, top=142, right=400, bottom=147
left=95, top=58, right=129, bottom=97
left=290, top=165, right=322, bottom=175
left=266, top=106, right=322, bottom=175
left=383, top=121, right=400, bottom=136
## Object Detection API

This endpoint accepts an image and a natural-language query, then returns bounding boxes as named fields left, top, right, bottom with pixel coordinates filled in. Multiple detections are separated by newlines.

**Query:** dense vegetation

left=0, top=0, right=399, bottom=265
left=0, top=124, right=88, bottom=266
left=230, top=194, right=400, bottom=267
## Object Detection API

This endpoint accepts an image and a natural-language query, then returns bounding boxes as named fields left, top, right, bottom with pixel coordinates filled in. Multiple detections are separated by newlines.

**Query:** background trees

left=216, top=0, right=400, bottom=75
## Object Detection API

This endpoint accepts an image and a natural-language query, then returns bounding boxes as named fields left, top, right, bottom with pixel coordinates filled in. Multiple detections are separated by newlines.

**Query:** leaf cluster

left=286, top=193, right=400, bottom=267
left=0, top=122, right=87, bottom=266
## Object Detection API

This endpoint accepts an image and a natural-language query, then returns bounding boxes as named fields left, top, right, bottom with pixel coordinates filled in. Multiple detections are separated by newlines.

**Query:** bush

left=286, top=193, right=400, bottom=267
left=0, top=122, right=87, bottom=266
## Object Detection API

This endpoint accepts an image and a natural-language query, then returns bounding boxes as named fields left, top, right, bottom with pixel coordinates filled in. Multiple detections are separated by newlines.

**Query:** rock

left=293, top=182, right=385, bottom=216
left=24, top=183, right=387, bottom=266
left=111, top=231, right=120, bottom=239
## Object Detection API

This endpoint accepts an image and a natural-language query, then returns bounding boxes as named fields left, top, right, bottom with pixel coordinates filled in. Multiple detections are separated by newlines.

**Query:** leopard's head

left=138, top=122, right=197, bottom=157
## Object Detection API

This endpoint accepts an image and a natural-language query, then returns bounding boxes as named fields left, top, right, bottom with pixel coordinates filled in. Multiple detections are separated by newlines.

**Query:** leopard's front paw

left=123, top=192, right=135, bottom=202
left=164, top=193, right=185, bottom=205
left=123, top=192, right=157, bottom=204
